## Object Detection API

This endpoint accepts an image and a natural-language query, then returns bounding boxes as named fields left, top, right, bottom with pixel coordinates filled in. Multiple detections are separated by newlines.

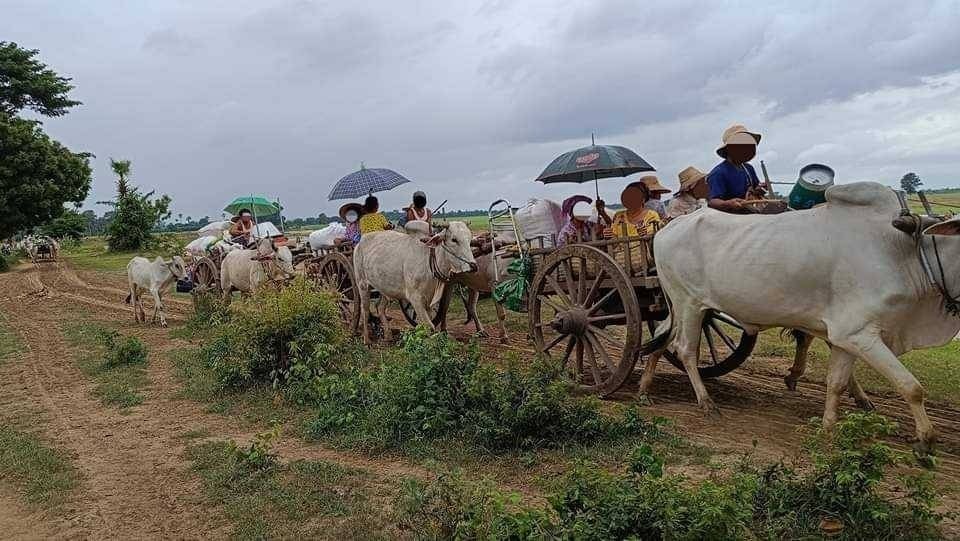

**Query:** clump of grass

left=0, top=423, right=79, bottom=508
left=0, top=314, right=21, bottom=364
left=63, top=323, right=149, bottom=409
left=398, top=413, right=949, bottom=540
left=303, top=327, right=659, bottom=453
left=186, top=431, right=383, bottom=539
left=198, top=277, right=343, bottom=391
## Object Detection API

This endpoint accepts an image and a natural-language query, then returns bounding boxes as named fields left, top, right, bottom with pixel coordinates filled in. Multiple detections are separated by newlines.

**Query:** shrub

left=95, top=329, right=148, bottom=368
left=397, top=414, right=948, bottom=540
left=305, top=327, right=655, bottom=453
left=200, top=277, right=343, bottom=390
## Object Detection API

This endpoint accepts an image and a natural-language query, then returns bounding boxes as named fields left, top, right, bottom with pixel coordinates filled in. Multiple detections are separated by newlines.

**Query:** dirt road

left=1, top=260, right=958, bottom=538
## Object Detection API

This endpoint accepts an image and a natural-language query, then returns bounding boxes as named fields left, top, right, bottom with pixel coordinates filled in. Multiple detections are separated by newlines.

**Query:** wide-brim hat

left=561, top=194, right=592, bottom=216
left=716, top=124, right=761, bottom=157
left=338, top=202, right=363, bottom=221
left=677, top=166, right=707, bottom=192
left=639, top=175, right=671, bottom=194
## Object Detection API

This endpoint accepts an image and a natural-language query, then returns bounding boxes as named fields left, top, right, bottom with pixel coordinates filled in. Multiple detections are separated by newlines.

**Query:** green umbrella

left=223, top=196, right=282, bottom=218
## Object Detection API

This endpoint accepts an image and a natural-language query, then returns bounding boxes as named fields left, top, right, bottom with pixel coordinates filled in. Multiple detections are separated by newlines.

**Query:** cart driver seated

left=229, top=209, right=258, bottom=248
left=558, top=195, right=605, bottom=246
left=606, top=182, right=662, bottom=238
left=707, top=124, right=766, bottom=214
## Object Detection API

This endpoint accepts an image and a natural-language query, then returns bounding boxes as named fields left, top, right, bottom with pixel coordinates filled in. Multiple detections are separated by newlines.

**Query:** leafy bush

left=200, top=277, right=343, bottom=390
left=95, top=329, right=147, bottom=368
left=104, top=186, right=171, bottom=251
left=397, top=414, right=948, bottom=540
left=40, top=208, right=87, bottom=241
left=304, top=327, right=653, bottom=452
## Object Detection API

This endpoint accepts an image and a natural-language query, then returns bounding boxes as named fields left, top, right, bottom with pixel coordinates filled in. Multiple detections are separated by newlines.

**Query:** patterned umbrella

left=535, top=136, right=655, bottom=198
left=328, top=165, right=411, bottom=201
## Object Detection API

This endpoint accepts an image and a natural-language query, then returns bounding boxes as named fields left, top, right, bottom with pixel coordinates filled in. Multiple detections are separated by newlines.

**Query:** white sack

left=253, top=221, right=282, bottom=238
left=498, top=199, right=564, bottom=247
left=185, top=235, right=220, bottom=256
left=196, top=220, right=230, bottom=237
left=308, top=223, right=347, bottom=251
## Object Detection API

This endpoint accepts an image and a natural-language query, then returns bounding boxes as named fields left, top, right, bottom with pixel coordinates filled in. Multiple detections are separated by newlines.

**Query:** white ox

left=125, top=256, right=187, bottom=327
left=220, top=237, right=295, bottom=300
left=353, top=222, right=478, bottom=344
left=650, top=182, right=960, bottom=454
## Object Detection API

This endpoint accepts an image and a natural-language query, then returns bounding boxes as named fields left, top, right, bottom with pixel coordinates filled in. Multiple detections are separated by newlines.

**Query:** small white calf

left=125, top=256, right=187, bottom=327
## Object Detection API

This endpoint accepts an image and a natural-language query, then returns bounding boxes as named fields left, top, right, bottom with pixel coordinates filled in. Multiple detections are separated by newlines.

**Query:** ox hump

left=824, top=181, right=899, bottom=210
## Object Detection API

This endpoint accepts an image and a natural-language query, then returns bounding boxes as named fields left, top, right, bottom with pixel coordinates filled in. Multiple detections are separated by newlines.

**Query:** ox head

left=165, top=256, right=187, bottom=279
left=254, top=237, right=296, bottom=278
left=423, top=221, right=478, bottom=275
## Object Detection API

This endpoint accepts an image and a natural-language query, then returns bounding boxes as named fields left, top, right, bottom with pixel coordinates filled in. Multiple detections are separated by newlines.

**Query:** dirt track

left=1, top=260, right=959, bottom=538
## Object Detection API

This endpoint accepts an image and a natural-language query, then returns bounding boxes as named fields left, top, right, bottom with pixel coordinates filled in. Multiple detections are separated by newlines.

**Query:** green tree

left=110, top=158, right=131, bottom=198
left=102, top=160, right=171, bottom=251
left=41, top=208, right=87, bottom=241
left=900, top=172, right=923, bottom=194
left=0, top=42, right=92, bottom=239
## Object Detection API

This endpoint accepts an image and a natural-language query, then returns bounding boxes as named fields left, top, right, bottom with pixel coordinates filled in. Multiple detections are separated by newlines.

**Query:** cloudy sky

left=3, top=0, right=960, bottom=219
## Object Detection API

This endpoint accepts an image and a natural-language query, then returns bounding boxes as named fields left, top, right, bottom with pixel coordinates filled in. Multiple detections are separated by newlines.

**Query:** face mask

left=345, top=211, right=358, bottom=223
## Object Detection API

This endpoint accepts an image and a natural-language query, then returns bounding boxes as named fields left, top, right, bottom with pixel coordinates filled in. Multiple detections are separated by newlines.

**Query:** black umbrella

left=535, top=135, right=655, bottom=199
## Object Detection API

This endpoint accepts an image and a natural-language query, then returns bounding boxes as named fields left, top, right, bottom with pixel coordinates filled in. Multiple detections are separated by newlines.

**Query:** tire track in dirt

left=0, top=263, right=543, bottom=537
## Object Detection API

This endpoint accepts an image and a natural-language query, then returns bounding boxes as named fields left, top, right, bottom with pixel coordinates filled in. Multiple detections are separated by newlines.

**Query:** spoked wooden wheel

left=663, top=310, right=757, bottom=378
left=191, top=257, right=220, bottom=309
left=529, top=245, right=642, bottom=396
left=314, top=252, right=360, bottom=334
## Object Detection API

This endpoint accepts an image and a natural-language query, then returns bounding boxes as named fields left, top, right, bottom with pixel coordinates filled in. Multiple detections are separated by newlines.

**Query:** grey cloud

left=142, top=28, right=201, bottom=57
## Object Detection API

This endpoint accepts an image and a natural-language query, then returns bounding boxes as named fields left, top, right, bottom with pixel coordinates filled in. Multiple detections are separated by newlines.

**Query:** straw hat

left=639, top=175, right=671, bottom=195
left=338, top=202, right=363, bottom=221
left=677, top=166, right=707, bottom=192
left=716, top=124, right=761, bottom=157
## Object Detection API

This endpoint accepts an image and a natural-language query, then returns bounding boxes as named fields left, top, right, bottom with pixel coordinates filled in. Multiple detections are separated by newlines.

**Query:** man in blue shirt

left=707, top=124, right=765, bottom=213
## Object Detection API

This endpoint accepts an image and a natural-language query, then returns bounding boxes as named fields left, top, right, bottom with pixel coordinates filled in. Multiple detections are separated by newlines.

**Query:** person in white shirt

left=667, top=166, right=709, bottom=219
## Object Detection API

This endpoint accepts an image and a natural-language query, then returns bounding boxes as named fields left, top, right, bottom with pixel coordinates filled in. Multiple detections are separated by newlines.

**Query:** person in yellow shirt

left=608, top=182, right=662, bottom=237
left=358, top=195, right=394, bottom=235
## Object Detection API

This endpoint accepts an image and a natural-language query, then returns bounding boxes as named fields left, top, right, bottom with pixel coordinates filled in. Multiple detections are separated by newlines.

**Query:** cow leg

left=465, top=289, right=488, bottom=337
left=151, top=288, right=167, bottom=327
left=378, top=296, right=392, bottom=343
left=784, top=330, right=814, bottom=391
left=493, top=298, right=508, bottom=344
left=822, top=347, right=856, bottom=430
left=410, top=297, right=437, bottom=333
left=636, top=351, right=662, bottom=400
left=675, top=308, right=719, bottom=415
left=842, top=331, right=936, bottom=454
left=849, top=374, right=875, bottom=411
left=359, top=283, right=373, bottom=345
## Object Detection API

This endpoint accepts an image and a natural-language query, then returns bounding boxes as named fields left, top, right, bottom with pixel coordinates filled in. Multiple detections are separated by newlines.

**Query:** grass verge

left=187, top=433, right=388, bottom=540
left=0, top=314, right=20, bottom=365
left=62, top=322, right=150, bottom=410
left=752, top=329, right=960, bottom=405
left=0, top=421, right=79, bottom=509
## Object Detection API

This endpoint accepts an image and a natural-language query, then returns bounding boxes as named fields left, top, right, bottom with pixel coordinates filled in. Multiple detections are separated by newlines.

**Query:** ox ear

left=420, top=233, right=444, bottom=247
left=923, top=217, right=960, bottom=236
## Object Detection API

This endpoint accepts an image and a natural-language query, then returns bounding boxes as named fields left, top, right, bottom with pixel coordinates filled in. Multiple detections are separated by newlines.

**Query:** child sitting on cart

left=606, top=182, right=662, bottom=238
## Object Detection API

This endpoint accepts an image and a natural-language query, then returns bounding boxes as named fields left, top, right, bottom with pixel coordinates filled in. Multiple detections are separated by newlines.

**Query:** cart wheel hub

left=551, top=308, right=589, bottom=336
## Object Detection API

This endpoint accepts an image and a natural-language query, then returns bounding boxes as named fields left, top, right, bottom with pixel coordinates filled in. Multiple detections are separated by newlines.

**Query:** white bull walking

left=650, top=182, right=960, bottom=454
left=353, top=222, right=478, bottom=344
left=220, top=237, right=295, bottom=300
left=125, top=255, right=187, bottom=327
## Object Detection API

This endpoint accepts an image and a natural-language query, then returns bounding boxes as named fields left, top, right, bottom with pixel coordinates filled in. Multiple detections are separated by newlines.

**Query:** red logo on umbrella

left=576, top=152, right=600, bottom=167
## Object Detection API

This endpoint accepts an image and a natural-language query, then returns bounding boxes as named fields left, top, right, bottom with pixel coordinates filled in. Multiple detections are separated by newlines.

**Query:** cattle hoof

left=636, top=393, right=654, bottom=406
left=854, top=396, right=876, bottom=412
left=475, top=330, right=489, bottom=339
left=784, top=375, right=798, bottom=392
left=699, top=400, right=722, bottom=418
left=160, top=321, right=168, bottom=328
left=912, top=442, right=938, bottom=469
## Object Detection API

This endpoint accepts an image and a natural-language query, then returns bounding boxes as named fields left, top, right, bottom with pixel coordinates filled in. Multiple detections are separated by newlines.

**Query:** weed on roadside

left=0, top=314, right=21, bottom=364
left=0, top=422, right=79, bottom=509
left=187, top=436, right=386, bottom=540
left=62, top=323, right=150, bottom=409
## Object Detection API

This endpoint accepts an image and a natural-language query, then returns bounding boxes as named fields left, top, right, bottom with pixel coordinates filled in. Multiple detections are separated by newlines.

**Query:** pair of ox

left=646, top=182, right=960, bottom=455
left=353, top=222, right=479, bottom=344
